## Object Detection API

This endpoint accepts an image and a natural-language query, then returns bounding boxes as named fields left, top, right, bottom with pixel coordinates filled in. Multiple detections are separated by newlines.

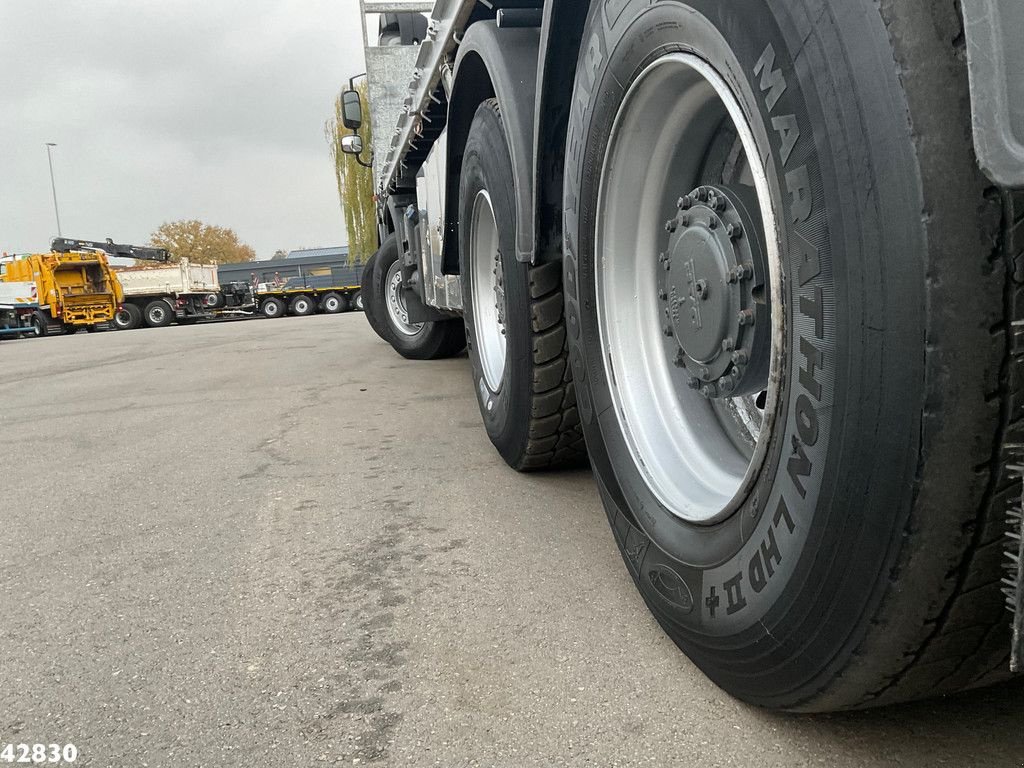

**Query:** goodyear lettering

left=794, top=230, right=820, bottom=286
left=774, top=496, right=796, bottom=534
left=786, top=165, right=812, bottom=223
left=753, top=43, right=787, bottom=112
left=705, top=38, right=829, bottom=623
left=787, top=438, right=812, bottom=498
left=799, top=336, right=823, bottom=402
left=711, top=498, right=796, bottom=615
left=749, top=525, right=783, bottom=593
left=795, top=393, right=819, bottom=446
left=799, top=286, right=824, bottom=339
left=771, top=114, right=800, bottom=166
left=724, top=573, right=747, bottom=615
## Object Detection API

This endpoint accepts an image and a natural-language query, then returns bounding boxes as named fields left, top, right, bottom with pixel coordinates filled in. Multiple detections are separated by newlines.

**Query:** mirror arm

left=349, top=130, right=373, bottom=169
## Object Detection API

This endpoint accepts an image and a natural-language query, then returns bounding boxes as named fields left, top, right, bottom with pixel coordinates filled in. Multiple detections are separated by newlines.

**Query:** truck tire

left=113, top=303, right=142, bottom=331
left=371, top=233, right=465, bottom=360
left=361, top=251, right=390, bottom=340
left=289, top=295, right=316, bottom=316
left=563, top=0, right=1017, bottom=711
left=30, top=312, right=48, bottom=338
left=460, top=100, right=586, bottom=470
left=320, top=292, right=347, bottom=314
left=260, top=297, right=286, bottom=319
left=352, top=291, right=364, bottom=311
left=143, top=299, right=174, bottom=328
left=62, top=324, right=78, bottom=335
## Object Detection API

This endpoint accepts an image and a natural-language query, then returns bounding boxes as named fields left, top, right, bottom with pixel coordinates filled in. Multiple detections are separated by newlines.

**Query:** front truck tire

left=564, top=0, right=1018, bottom=710
left=369, top=232, right=465, bottom=360
left=460, top=100, right=586, bottom=470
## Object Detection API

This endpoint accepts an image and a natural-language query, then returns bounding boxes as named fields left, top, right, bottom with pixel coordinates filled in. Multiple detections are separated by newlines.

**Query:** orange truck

left=0, top=238, right=167, bottom=336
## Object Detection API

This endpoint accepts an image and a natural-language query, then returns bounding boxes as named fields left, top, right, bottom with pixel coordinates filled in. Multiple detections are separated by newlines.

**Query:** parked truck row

left=0, top=238, right=366, bottom=338
left=344, top=1, right=1024, bottom=712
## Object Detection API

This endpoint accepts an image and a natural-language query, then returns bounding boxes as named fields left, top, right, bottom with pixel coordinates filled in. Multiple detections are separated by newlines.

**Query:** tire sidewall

left=563, top=0, right=925, bottom=700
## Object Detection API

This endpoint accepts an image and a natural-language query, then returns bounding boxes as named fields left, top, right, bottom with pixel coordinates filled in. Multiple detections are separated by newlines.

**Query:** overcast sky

left=0, top=0, right=367, bottom=258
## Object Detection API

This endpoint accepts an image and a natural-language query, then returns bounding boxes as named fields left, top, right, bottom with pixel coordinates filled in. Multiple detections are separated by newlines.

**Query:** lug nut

left=663, top=325, right=674, bottom=337
left=673, top=350, right=686, bottom=368
left=727, top=268, right=739, bottom=284
left=720, top=376, right=736, bottom=394
left=738, top=309, right=755, bottom=326
left=688, top=377, right=701, bottom=390
left=665, top=219, right=677, bottom=233
left=708, top=217, right=718, bottom=230
left=731, top=350, right=749, bottom=365
left=727, top=222, right=743, bottom=240
left=696, top=187, right=708, bottom=202
left=740, top=263, right=754, bottom=280
left=677, top=196, right=692, bottom=210
left=658, top=288, right=668, bottom=300
left=711, top=195, right=726, bottom=213
left=722, top=338, right=735, bottom=352
left=695, top=279, right=708, bottom=300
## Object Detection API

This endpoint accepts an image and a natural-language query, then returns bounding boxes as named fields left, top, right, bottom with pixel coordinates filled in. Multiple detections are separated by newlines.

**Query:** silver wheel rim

left=385, top=260, right=422, bottom=336
left=355, top=294, right=363, bottom=310
left=265, top=301, right=280, bottom=317
left=115, top=311, right=130, bottom=328
left=469, top=189, right=507, bottom=392
left=297, top=298, right=311, bottom=313
left=325, top=297, right=339, bottom=312
left=595, top=52, right=784, bottom=525
left=150, top=306, right=167, bottom=323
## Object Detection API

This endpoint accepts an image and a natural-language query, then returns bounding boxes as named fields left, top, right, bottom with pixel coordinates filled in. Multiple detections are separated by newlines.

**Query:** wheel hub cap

left=661, top=185, right=770, bottom=398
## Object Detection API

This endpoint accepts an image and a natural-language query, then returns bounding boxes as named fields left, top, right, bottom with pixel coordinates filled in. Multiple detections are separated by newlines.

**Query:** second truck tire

left=459, top=100, right=586, bottom=471
left=143, top=300, right=174, bottom=328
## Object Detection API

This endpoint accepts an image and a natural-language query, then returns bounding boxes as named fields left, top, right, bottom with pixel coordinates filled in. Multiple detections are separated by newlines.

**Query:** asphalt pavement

left=1, top=315, right=1021, bottom=767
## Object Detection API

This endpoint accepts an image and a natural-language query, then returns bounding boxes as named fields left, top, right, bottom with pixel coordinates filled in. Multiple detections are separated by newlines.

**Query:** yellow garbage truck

left=0, top=238, right=168, bottom=336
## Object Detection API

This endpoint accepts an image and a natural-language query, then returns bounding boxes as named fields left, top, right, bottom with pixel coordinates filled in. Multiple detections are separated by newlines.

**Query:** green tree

left=150, top=220, right=256, bottom=264
left=326, top=81, right=376, bottom=264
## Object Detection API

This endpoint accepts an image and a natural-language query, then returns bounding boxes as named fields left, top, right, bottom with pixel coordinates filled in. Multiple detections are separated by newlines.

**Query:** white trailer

left=344, top=1, right=1024, bottom=711
left=113, top=259, right=220, bottom=330
left=0, top=281, right=40, bottom=339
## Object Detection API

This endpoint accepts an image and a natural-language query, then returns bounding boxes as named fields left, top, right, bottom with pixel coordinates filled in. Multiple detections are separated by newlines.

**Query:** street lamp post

left=45, top=142, right=62, bottom=238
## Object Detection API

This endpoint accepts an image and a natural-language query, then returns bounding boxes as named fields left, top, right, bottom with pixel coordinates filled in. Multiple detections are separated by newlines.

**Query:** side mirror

left=341, top=90, right=363, bottom=130
left=340, top=134, right=364, bottom=155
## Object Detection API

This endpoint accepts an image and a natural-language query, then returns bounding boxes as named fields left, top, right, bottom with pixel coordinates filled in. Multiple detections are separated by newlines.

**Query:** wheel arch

left=442, top=21, right=540, bottom=273
left=531, top=0, right=591, bottom=267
